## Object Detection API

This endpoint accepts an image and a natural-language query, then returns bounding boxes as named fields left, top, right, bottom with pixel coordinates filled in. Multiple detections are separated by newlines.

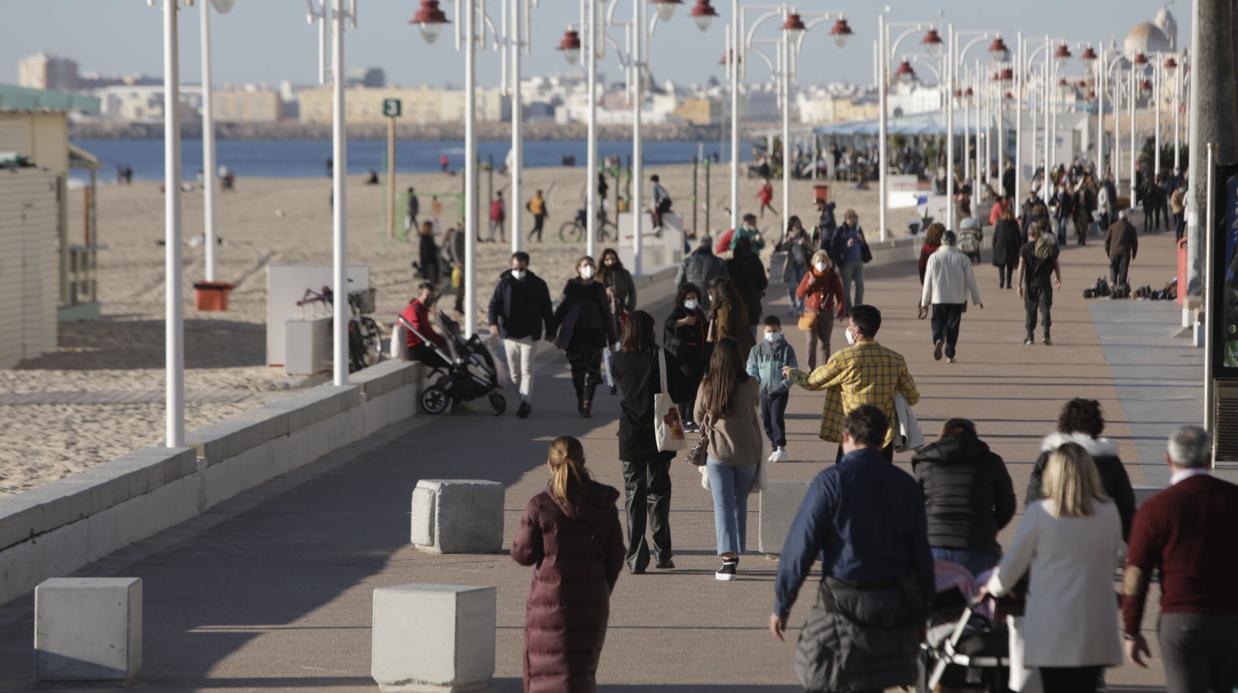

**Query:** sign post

left=383, top=98, right=402, bottom=239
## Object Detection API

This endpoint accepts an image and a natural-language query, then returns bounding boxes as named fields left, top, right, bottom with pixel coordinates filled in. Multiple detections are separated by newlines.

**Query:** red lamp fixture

left=1054, top=43, right=1072, bottom=64
left=1164, top=56, right=1178, bottom=71
left=1133, top=51, right=1149, bottom=66
left=1004, top=91, right=1014, bottom=101
left=689, top=0, right=717, bottom=32
left=783, top=12, right=807, bottom=34
left=1088, top=90, right=1096, bottom=99
left=829, top=18, right=853, bottom=48
left=1081, top=46, right=1098, bottom=62
left=921, top=28, right=943, bottom=55
left=1140, top=79, right=1153, bottom=93
left=557, top=28, right=582, bottom=65
left=894, top=59, right=916, bottom=84
left=651, top=0, right=683, bottom=23
left=988, top=36, right=1010, bottom=64
left=964, top=86, right=974, bottom=98
left=411, top=0, right=450, bottom=44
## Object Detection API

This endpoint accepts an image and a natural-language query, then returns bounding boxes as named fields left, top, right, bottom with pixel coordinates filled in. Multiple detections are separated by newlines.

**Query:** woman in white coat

left=979, top=442, right=1123, bottom=693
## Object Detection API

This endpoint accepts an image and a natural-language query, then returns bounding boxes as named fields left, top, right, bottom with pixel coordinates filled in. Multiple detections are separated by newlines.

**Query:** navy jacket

left=775, top=448, right=934, bottom=619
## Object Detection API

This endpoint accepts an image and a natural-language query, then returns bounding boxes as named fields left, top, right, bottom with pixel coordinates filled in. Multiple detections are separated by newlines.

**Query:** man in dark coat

left=772, top=405, right=933, bottom=693
left=726, top=236, right=768, bottom=327
left=488, top=251, right=554, bottom=419
left=675, top=235, right=729, bottom=311
left=1104, top=208, right=1139, bottom=289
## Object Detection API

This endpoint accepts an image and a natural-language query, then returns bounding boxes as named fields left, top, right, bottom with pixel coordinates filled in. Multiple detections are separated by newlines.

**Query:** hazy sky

left=4, top=1, right=1183, bottom=90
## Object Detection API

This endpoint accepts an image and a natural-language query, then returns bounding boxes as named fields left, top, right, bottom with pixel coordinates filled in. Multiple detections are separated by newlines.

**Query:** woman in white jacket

left=979, top=442, right=1123, bottom=693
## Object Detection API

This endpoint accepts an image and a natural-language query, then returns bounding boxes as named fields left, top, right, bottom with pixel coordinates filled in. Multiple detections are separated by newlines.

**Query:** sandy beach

left=0, top=160, right=880, bottom=496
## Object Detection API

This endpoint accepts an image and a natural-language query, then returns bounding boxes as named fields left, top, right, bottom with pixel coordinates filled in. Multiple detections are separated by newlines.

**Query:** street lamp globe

left=1081, top=46, right=1098, bottom=62
left=894, top=59, right=916, bottom=85
left=829, top=18, right=853, bottom=48
left=411, top=0, right=450, bottom=44
left=921, top=28, right=943, bottom=56
left=652, top=0, right=682, bottom=23
left=1164, top=56, right=1178, bottom=72
left=1054, top=43, right=1072, bottom=66
left=557, top=28, right=582, bottom=65
left=689, top=0, right=717, bottom=33
left=782, top=12, right=807, bottom=36
left=988, top=37, right=1010, bottom=64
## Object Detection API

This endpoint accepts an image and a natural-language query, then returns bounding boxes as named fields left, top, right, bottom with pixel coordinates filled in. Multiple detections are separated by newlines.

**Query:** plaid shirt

left=788, top=341, right=920, bottom=446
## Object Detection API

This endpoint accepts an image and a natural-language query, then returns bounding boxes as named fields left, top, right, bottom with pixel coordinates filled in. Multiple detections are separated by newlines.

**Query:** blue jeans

left=931, top=547, right=999, bottom=578
left=706, top=458, right=758, bottom=555
left=840, top=261, right=864, bottom=312
left=785, top=262, right=806, bottom=312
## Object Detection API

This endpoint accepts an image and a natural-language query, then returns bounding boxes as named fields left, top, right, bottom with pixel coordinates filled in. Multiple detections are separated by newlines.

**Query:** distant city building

left=345, top=67, right=386, bottom=88
left=297, top=85, right=510, bottom=124
left=213, top=87, right=281, bottom=123
left=94, top=84, right=202, bottom=124
left=1125, top=5, right=1177, bottom=54
left=674, top=96, right=723, bottom=126
left=17, top=53, right=79, bottom=92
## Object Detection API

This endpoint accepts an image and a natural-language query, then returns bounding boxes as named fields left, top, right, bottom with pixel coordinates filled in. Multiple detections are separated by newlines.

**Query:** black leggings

left=567, top=348, right=603, bottom=404
left=995, top=264, right=1014, bottom=288
left=1038, top=666, right=1102, bottom=693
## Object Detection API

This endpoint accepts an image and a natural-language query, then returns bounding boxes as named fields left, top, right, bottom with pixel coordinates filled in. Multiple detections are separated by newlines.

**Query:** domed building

left=1124, top=6, right=1178, bottom=54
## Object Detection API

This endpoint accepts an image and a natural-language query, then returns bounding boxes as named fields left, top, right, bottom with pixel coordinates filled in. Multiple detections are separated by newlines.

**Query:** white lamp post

left=154, top=0, right=185, bottom=447
left=199, top=0, right=236, bottom=284
left=1130, top=51, right=1148, bottom=206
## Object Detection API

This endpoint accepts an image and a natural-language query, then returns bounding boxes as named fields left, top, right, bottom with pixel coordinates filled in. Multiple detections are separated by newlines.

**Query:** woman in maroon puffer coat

left=512, top=436, right=625, bottom=693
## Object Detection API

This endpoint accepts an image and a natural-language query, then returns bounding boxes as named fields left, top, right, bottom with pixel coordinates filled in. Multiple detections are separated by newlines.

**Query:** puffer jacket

left=911, top=435, right=1017, bottom=557
left=675, top=249, right=729, bottom=309
left=1026, top=431, right=1137, bottom=540
left=512, top=481, right=625, bottom=693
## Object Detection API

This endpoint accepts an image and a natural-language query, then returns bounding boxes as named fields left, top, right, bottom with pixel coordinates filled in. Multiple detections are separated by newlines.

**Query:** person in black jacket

left=663, top=283, right=708, bottom=431
left=549, top=256, right=617, bottom=418
left=991, top=205, right=1022, bottom=289
left=487, top=251, right=554, bottom=419
left=725, top=236, right=768, bottom=330
left=600, top=248, right=637, bottom=395
left=1026, top=398, right=1137, bottom=540
left=911, top=418, right=1016, bottom=577
left=611, top=311, right=691, bottom=574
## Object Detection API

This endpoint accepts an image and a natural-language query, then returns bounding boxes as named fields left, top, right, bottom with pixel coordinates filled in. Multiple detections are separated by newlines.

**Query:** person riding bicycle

left=400, top=282, right=451, bottom=370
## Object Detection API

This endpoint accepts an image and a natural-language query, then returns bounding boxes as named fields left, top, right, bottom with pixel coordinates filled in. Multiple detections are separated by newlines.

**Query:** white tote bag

left=654, top=350, right=688, bottom=452
left=1006, top=616, right=1044, bottom=693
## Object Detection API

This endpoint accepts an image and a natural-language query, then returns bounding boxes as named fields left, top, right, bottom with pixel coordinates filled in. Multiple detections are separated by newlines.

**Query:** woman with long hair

left=599, top=247, right=637, bottom=395
left=694, top=337, right=763, bottom=581
left=513, top=436, right=625, bottom=692
left=794, top=249, right=845, bottom=370
left=611, top=311, right=690, bottom=573
left=779, top=215, right=813, bottom=315
left=549, top=256, right=617, bottom=418
left=707, top=276, right=754, bottom=361
left=918, top=222, right=945, bottom=285
left=981, top=443, right=1123, bottom=693
left=992, top=204, right=1022, bottom=289
left=663, top=283, right=709, bottom=430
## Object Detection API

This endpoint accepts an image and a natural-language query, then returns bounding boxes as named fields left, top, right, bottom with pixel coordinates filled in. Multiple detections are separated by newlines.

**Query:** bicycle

left=296, top=285, right=384, bottom=373
left=559, top=208, right=617, bottom=244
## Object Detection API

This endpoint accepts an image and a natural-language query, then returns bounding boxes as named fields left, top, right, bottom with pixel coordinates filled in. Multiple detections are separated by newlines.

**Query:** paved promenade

left=0, top=230, right=1201, bottom=691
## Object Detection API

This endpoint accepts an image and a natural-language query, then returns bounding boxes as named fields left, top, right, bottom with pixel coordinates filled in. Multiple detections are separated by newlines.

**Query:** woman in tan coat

left=694, top=337, right=762, bottom=582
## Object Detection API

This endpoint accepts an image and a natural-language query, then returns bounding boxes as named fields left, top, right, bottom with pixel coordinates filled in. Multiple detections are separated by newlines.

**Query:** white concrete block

left=759, top=479, right=811, bottom=555
left=410, top=480, right=505, bottom=554
left=35, top=577, right=142, bottom=683
left=371, top=584, right=495, bottom=692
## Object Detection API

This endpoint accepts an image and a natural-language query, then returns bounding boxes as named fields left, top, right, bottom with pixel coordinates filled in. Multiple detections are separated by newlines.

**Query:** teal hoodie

left=746, top=333, right=798, bottom=396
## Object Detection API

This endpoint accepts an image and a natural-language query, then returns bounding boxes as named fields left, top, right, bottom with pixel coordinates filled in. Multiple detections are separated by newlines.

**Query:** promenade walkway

left=0, top=231, right=1200, bottom=691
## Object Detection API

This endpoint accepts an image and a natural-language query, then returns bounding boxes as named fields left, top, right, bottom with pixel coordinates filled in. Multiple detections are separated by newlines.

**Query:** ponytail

left=547, top=436, right=591, bottom=510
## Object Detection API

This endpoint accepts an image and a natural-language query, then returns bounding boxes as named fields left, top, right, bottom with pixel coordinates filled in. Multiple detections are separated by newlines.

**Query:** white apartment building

left=17, top=53, right=79, bottom=92
left=93, top=85, right=203, bottom=124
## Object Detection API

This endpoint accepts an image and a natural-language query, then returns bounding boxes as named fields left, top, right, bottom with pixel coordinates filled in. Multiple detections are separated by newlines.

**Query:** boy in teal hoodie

left=747, top=315, right=797, bottom=462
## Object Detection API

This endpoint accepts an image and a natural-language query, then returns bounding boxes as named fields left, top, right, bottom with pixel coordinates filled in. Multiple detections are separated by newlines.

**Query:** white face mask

left=814, top=262, right=828, bottom=273
left=579, top=266, right=594, bottom=279
left=511, top=269, right=526, bottom=280
left=683, top=300, right=698, bottom=311
left=844, top=326, right=857, bottom=345
left=764, top=331, right=780, bottom=343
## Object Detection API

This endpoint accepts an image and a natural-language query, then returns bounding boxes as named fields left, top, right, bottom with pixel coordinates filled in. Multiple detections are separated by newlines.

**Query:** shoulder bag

left=654, top=350, right=687, bottom=452
left=859, top=236, right=874, bottom=264
left=685, top=413, right=710, bottom=467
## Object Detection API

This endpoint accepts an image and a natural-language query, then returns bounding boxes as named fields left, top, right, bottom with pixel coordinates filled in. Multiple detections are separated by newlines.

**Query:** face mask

left=511, top=269, right=526, bottom=280
left=814, top=262, right=828, bottom=273
left=844, top=326, right=856, bottom=346
left=683, top=300, right=698, bottom=311
left=764, top=331, right=780, bottom=343
left=580, top=266, right=595, bottom=279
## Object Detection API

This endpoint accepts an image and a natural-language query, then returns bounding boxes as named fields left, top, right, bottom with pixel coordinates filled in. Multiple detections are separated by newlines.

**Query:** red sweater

left=400, top=299, right=444, bottom=349
left=1121, top=474, right=1238, bottom=635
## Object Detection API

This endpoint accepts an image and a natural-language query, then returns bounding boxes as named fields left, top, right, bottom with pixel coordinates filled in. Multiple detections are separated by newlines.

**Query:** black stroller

left=917, top=562, right=1022, bottom=692
left=397, top=310, right=506, bottom=416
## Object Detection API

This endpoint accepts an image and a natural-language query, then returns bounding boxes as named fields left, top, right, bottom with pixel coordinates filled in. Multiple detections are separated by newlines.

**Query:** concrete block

left=759, top=479, right=811, bottom=555
left=35, top=577, right=142, bottom=684
left=410, top=480, right=505, bottom=554
left=353, top=361, right=419, bottom=401
left=371, top=584, right=495, bottom=692
left=0, top=493, right=44, bottom=551
left=266, top=384, right=361, bottom=433
left=187, top=409, right=290, bottom=465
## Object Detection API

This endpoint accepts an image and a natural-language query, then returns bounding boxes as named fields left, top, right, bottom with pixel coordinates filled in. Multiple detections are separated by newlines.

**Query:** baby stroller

left=396, top=309, right=506, bottom=416
left=917, top=560, right=1020, bottom=693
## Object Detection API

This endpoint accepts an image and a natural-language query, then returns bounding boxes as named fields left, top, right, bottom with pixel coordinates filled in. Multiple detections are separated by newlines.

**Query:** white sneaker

left=767, top=450, right=777, bottom=463
left=770, top=447, right=788, bottom=463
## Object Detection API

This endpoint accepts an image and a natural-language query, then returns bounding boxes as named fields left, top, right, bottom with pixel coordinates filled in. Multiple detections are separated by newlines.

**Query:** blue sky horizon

left=5, top=1, right=1184, bottom=91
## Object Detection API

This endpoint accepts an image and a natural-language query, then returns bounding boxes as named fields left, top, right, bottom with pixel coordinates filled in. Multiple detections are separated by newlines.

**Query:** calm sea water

left=72, top=138, right=744, bottom=182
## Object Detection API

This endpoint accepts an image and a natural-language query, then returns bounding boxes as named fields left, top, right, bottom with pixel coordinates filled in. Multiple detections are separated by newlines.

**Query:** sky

left=3, top=0, right=1184, bottom=91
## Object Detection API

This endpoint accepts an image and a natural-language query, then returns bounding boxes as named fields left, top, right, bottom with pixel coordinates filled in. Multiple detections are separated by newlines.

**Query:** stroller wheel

left=488, top=393, right=507, bottom=416
left=420, top=385, right=451, bottom=415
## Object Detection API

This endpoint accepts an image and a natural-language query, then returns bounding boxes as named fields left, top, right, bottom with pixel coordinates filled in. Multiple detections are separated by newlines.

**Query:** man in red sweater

left=400, top=282, right=450, bottom=370
left=1121, top=425, right=1238, bottom=692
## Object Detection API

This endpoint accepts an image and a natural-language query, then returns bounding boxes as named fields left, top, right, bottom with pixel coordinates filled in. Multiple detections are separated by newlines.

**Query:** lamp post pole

left=162, top=0, right=184, bottom=447
left=1129, top=60, right=1137, bottom=207
left=1016, top=33, right=1023, bottom=200
left=780, top=9, right=791, bottom=238
left=946, top=25, right=954, bottom=229
left=1097, top=43, right=1105, bottom=176
left=510, top=0, right=523, bottom=254
left=730, top=0, right=740, bottom=236
left=631, top=0, right=643, bottom=275
left=1154, top=56, right=1162, bottom=177
left=877, top=12, right=887, bottom=241
left=200, top=1, right=218, bottom=282
left=330, top=0, right=349, bottom=385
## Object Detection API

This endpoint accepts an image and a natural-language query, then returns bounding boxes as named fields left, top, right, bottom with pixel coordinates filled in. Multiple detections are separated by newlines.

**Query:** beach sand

left=1, top=160, right=880, bottom=496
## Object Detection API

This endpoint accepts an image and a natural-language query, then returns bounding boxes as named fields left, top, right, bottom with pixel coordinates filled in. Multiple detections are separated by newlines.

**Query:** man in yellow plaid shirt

left=783, top=305, right=919, bottom=460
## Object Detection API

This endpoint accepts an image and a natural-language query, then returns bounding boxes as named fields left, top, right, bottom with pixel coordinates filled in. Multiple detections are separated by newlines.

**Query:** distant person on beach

left=416, top=221, right=440, bottom=286
left=430, top=195, right=444, bottom=231
left=405, top=187, right=420, bottom=233
left=487, top=192, right=506, bottom=243
left=527, top=190, right=548, bottom=243
left=325, top=158, right=332, bottom=178
left=439, top=153, right=450, bottom=173
left=756, top=178, right=777, bottom=218
left=650, top=175, right=672, bottom=231
left=365, top=170, right=379, bottom=185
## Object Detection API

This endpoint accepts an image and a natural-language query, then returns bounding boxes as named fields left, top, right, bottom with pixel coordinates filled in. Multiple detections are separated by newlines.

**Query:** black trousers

left=760, top=390, right=789, bottom=448
left=529, top=214, right=545, bottom=241
left=1109, top=254, right=1131, bottom=287
left=620, top=457, right=672, bottom=571
left=1038, top=666, right=1103, bottom=693
left=930, top=303, right=964, bottom=359
left=1024, top=285, right=1053, bottom=339
left=1160, top=612, right=1238, bottom=693
left=1175, top=212, right=1187, bottom=241
left=995, top=263, right=1014, bottom=288
left=653, top=199, right=672, bottom=228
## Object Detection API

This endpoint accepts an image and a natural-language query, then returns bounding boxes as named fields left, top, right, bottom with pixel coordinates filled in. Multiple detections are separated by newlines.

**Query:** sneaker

left=515, top=401, right=531, bottom=419
left=1023, top=336, right=1034, bottom=345
left=655, top=557, right=676, bottom=570
left=1043, top=336, right=1053, bottom=346
left=609, top=384, right=618, bottom=395
left=715, top=559, right=738, bottom=581
left=946, top=356, right=956, bottom=364
left=770, top=447, right=788, bottom=463
left=933, top=339, right=944, bottom=361
left=683, top=422, right=699, bottom=434
left=581, top=402, right=593, bottom=418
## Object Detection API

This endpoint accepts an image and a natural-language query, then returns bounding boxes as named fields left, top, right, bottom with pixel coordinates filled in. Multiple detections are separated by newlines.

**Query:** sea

left=71, top=138, right=744, bottom=183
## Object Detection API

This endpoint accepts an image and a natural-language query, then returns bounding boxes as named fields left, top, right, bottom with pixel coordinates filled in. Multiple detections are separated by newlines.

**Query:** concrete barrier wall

left=0, top=360, right=421, bottom=606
